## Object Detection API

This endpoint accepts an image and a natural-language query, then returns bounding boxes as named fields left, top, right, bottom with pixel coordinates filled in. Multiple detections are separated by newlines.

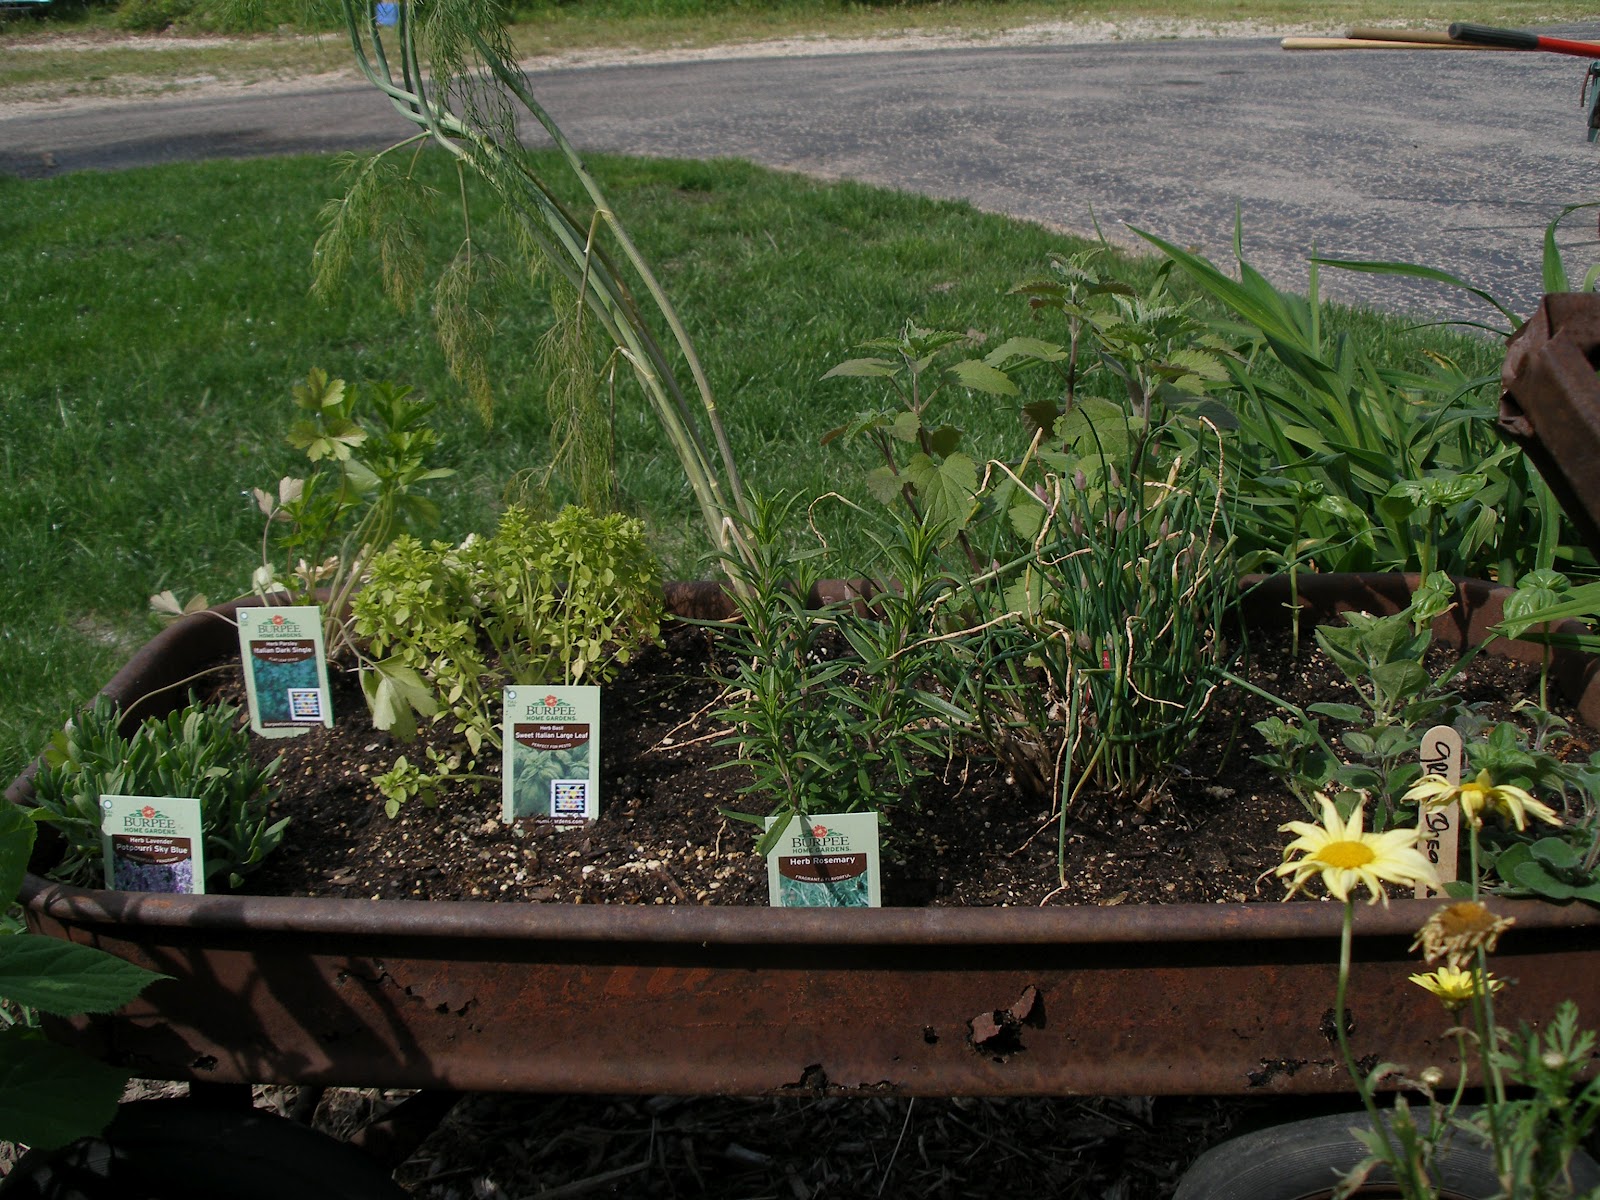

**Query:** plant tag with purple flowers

left=101, top=795, right=206, bottom=895
left=237, top=606, right=334, bottom=738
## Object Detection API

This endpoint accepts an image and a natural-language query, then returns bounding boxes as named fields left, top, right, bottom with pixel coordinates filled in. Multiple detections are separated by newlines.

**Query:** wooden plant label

left=1415, top=724, right=1463, bottom=898
left=236, top=606, right=333, bottom=738
left=101, top=794, right=205, bottom=894
left=765, top=811, right=881, bottom=908
left=502, top=686, right=600, bottom=824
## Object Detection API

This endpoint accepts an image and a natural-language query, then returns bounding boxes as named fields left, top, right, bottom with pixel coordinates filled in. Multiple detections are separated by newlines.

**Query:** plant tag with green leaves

left=1415, top=724, right=1462, bottom=898
left=100, top=795, right=205, bottom=895
left=502, top=686, right=600, bottom=824
left=236, top=606, right=333, bottom=738
left=765, top=812, right=881, bottom=908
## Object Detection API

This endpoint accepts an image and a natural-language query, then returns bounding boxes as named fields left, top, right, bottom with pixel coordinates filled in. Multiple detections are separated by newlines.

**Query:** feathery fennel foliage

left=303, top=0, right=751, bottom=557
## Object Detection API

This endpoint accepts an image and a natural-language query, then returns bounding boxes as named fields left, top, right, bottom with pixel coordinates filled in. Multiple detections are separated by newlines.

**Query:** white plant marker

left=1415, top=724, right=1463, bottom=897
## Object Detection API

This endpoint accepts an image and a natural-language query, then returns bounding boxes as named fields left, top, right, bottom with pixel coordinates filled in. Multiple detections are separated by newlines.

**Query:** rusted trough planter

left=11, top=573, right=1600, bottom=1106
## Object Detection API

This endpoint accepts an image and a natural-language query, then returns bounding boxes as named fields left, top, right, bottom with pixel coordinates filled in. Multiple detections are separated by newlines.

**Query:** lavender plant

left=28, top=695, right=285, bottom=889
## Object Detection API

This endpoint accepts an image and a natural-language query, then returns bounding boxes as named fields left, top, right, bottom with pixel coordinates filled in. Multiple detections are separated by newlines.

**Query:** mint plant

left=0, top=806, right=164, bottom=1150
left=28, top=696, right=285, bottom=890
left=251, top=367, right=455, bottom=657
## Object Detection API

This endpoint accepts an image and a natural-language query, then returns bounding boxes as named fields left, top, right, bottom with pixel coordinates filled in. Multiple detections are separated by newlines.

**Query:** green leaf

left=361, top=658, right=440, bottom=741
left=0, top=1027, right=129, bottom=1151
left=0, top=804, right=37, bottom=906
left=822, top=357, right=898, bottom=380
left=1307, top=702, right=1365, bottom=724
left=946, top=359, right=1018, bottom=397
left=1054, top=396, right=1130, bottom=460
left=927, top=424, right=962, bottom=458
left=984, top=336, right=1068, bottom=369
left=1008, top=492, right=1045, bottom=540
left=864, top=465, right=904, bottom=506
left=1513, top=860, right=1581, bottom=900
left=1531, top=836, right=1582, bottom=872
left=904, top=451, right=978, bottom=536
left=890, top=410, right=922, bottom=444
left=0, top=934, right=164, bottom=1016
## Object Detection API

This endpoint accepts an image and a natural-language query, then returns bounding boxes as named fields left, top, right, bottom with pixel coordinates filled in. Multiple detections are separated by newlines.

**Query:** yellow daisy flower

left=1276, top=795, right=1440, bottom=905
left=1409, top=965, right=1504, bottom=1010
left=1405, top=768, right=1561, bottom=831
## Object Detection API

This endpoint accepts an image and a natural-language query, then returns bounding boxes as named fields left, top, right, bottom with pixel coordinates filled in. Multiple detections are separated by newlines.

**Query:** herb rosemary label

left=1416, top=723, right=1463, bottom=898
left=236, top=606, right=333, bottom=738
left=765, top=812, right=881, bottom=908
left=502, top=686, right=600, bottom=824
left=100, top=795, right=205, bottom=895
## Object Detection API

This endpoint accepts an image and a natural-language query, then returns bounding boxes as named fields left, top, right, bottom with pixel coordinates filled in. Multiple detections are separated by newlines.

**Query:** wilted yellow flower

left=1412, top=900, right=1514, bottom=969
left=1410, top=966, right=1503, bottom=1010
left=1277, top=796, right=1440, bottom=905
left=1405, top=769, right=1561, bottom=831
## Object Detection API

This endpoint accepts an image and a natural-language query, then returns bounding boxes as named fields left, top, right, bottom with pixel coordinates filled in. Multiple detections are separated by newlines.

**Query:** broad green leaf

left=984, top=336, right=1068, bottom=369
left=361, top=659, right=440, bottom=741
left=1166, top=348, right=1229, bottom=382
left=821, top=357, right=898, bottom=380
left=947, top=359, right=1018, bottom=397
left=890, top=410, right=921, bottom=444
left=864, top=465, right=904, bottom=506
left=1513, top=860, right=1580, bottom=900
left=0, top=934, right=163, bottom=1016
left=0, top=805, right=36, bottom=906
left=1531, top=837, right=1582, bottom=871
left=1008, top=492, right=1046, bottom=540
left=1307, top=702, right=1365, bottom=723
left=0, top=1027, right=129, bottom=1151
left=905, top=451, right=978, bottom=536
left=927, top=424, right=962, bottom=458
left=1055, top=396, right=1130, bottom=461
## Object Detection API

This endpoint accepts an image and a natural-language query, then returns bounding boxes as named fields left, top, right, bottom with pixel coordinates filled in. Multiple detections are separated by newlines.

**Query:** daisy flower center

left=1317, top=841, right=1376, bottom=869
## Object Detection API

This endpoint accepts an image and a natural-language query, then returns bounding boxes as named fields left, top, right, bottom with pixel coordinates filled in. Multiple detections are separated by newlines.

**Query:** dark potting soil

left=235, top=619, right=1595, bottom=910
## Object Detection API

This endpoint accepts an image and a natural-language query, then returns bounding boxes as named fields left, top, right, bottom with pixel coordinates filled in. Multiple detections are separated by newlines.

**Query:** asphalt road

left=5, top=28, right=1600, bottom=321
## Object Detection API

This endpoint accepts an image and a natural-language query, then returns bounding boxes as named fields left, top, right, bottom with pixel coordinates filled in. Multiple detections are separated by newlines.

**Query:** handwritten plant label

left=236, top=606, right=333, bottom=738
left=502, top=686, right=600, bottom=824
left=1415, top=723, right=1463, bottom=898
left=101, top=795, right=205, bottom=894
left=765, top=812, right=881, bottom=908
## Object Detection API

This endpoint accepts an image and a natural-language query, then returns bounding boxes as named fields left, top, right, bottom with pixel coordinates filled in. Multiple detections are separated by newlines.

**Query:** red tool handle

left=1449, top=22, right=1600, bottom=58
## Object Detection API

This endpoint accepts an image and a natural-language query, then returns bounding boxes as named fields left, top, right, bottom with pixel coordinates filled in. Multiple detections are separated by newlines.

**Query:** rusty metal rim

left=15, top=876, right=1600, bottom=944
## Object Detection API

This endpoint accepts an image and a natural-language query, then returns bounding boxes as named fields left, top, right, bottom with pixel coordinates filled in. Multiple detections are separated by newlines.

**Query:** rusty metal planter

left=12, top=575, right=1600, bottom=1099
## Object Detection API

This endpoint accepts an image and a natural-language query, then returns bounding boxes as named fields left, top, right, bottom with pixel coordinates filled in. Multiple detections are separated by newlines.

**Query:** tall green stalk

left=327, top=0, right=751, bottom=565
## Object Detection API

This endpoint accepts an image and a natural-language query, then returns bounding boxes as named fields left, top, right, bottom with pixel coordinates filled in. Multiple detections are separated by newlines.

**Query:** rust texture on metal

left=1500, top=292, right=1600, bottom=560
left=12, top=578, right=1600, bottom=1099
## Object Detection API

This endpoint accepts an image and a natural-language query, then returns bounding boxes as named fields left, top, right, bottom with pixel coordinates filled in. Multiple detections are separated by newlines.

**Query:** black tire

left=0, top=1099, right=410, bottom=1200
left=1174, top=1109, right=1600, bottom=1200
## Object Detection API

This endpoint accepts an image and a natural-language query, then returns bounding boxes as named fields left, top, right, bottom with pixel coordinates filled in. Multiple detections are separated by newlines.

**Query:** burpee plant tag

left=100, top=795, right=205, bottom=895
left=236, top=605, right=333, bottom=738
left=1415, top=724, right=1463, bottom=898
left=765, top=812, right=881, bottom=908
left=502, top=686, right=600, bottom=824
